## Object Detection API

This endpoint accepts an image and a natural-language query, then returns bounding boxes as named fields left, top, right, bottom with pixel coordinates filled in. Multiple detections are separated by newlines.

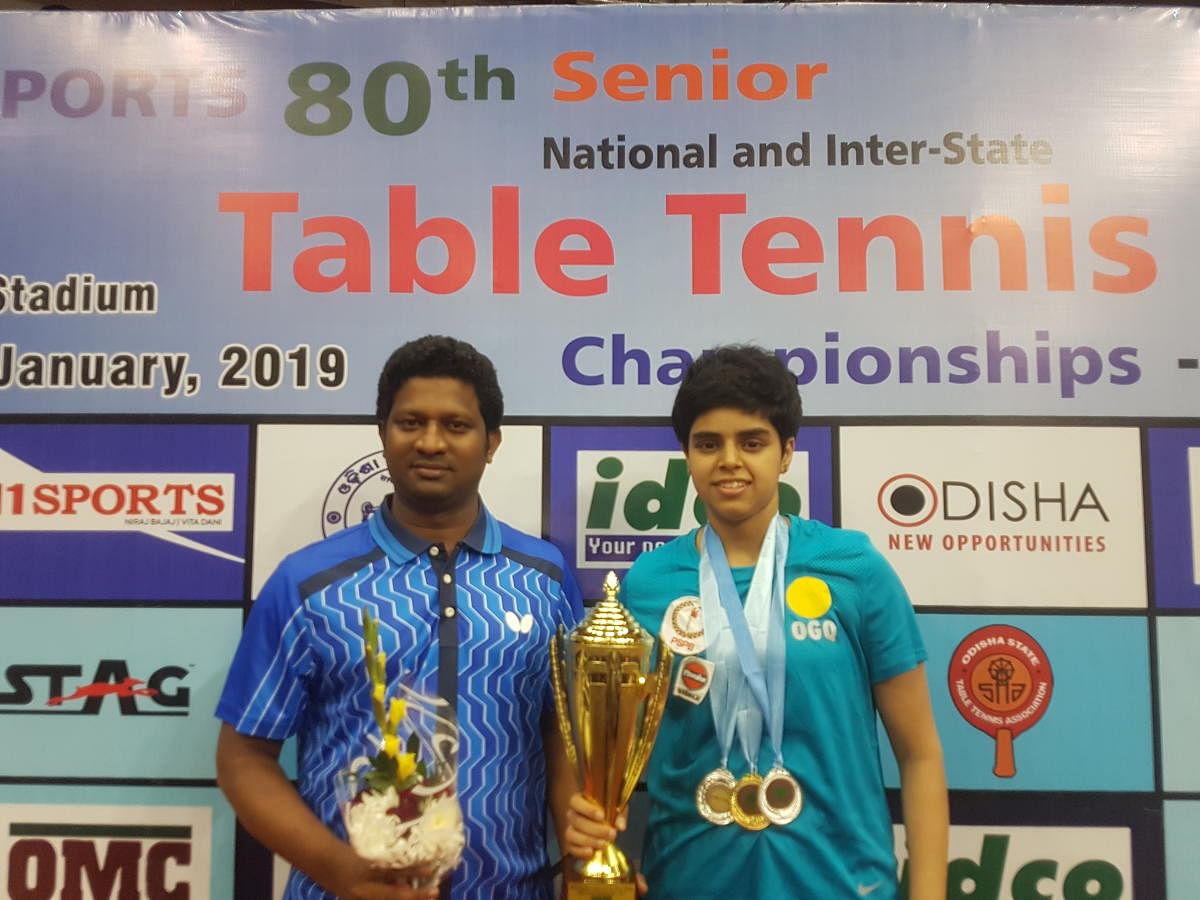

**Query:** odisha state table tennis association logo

left=948, top=625, right=1053, bottom=778
left=320, top=452, right=392, bottom=536
left=3, top=804, right=211, bottom=900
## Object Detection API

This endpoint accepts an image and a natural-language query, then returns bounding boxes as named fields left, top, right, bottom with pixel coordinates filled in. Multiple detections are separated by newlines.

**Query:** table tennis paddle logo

left=948, top=625, right=1053, bottom=778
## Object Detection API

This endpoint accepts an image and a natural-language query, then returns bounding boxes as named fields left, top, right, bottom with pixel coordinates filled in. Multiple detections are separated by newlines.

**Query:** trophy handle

left=617, top=639, right=673, bottom=812
left=549, top=629, right=579, bottom=774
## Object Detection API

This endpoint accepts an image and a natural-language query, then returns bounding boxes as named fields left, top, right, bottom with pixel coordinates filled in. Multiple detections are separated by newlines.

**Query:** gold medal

left=759, top=766, right=802, bottom=826
left=729, top=772, right=769, bottom=831
left=695, top=767, right=736, bottom=826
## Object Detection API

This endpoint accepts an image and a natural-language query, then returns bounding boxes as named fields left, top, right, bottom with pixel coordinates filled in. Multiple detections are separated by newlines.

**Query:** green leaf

left=364, top=769, right=392, bottom=794
left=406, top=732, right=420, bottom=757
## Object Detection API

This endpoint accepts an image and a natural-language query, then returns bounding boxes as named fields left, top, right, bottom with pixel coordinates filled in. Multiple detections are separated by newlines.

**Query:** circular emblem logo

left=661, top=596, right=707, bottom=654
left=877, top=473, right=938, bottom=528
left=321, top=452, right=392, bottom=536
left=681, top=658, right=710, bottom=692
left=785, top=577, right=832, bottom=619
left=948, top=624, right=1053, bottom=777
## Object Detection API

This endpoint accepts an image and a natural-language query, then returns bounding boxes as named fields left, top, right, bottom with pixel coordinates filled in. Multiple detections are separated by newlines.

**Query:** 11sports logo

left=0, top=447, right=240, bottom=563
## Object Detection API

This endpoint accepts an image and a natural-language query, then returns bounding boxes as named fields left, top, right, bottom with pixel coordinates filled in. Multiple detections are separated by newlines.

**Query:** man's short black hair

left=375, top=335, right=504, bottom=431
left=671, top=345, right=803, bottom=445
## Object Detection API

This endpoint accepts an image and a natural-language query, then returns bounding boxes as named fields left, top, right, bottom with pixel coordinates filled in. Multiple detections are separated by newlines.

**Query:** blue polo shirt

left=217, top=499, right=584, bottom=900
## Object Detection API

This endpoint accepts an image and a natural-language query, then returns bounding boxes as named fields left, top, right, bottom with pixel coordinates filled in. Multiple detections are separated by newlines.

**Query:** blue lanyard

left=702, top=519, right=788, bottom=771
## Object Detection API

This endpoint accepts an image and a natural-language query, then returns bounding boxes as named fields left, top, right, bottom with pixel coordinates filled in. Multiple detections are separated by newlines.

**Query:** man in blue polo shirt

left=216, top=335, right=583, bottom=900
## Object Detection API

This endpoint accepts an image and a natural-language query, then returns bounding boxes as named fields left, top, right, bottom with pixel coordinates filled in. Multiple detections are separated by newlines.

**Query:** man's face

left=379, top=376, right=500, bottom=520
left=685, top=406, right=794, bottom=534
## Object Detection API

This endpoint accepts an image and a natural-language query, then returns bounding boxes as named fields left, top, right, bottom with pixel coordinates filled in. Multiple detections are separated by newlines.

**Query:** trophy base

left=565, top=881, right=638, bottom=900
left=565, top=844, right=638, bottom=900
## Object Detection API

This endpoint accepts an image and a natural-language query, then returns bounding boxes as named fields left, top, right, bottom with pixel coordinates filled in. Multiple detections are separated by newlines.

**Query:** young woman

left=564, top=345, right=947, bottom=900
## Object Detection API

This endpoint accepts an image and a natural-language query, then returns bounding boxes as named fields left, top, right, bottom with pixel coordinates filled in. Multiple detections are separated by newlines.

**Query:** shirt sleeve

left=557, top=563, right=586, bottom=632
left=214, top=558, right=315, bottom=740
left=857, top=539, right=927, bottom=685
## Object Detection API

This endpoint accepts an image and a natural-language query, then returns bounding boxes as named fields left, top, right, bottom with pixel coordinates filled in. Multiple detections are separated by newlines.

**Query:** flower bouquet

left=336, top=610, right=464, bottom=884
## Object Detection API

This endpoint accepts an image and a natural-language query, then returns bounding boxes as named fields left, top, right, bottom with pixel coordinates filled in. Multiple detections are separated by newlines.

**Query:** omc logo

left=3, top=804, right=211, bottom=900
left=877, top=474, right=1108, bottom=528
left=577, top=450, right=807, bottom=566
left=0, top=660, right=190, bottom=716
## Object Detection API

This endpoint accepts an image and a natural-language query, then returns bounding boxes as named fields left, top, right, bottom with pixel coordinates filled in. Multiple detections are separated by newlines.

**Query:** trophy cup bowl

left=550, top=571, right=673, bottom=900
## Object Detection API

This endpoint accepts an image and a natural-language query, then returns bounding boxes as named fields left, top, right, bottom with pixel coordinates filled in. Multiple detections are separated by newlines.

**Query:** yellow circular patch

left=786, top=577, right=832, bottom=619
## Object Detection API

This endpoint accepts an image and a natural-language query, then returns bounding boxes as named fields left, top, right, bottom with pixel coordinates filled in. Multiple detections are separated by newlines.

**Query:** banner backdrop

left=1, top=5, right=1197, bottom=898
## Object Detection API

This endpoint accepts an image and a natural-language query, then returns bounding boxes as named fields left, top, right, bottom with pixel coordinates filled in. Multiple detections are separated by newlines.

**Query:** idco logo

left=578, top=450, right=804, bottom=566
left=5, top=822, right=199, bottom=900
left=0, top=660, right=190, bottom=716
left=878, top=474, right=1108, bottom=528
left=900, top=833, right=1124, bottom=900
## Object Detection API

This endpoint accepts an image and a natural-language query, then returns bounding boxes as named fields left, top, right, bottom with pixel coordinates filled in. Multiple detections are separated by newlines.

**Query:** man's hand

left=331, top=858, right=441, bottom=900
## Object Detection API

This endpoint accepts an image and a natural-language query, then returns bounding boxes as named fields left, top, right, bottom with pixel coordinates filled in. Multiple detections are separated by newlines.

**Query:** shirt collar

left=371, top=494, right=501, bottom=563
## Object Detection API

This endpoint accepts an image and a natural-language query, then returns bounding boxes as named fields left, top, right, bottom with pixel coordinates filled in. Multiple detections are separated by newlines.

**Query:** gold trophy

left=550, top=571, right=673, bottom=900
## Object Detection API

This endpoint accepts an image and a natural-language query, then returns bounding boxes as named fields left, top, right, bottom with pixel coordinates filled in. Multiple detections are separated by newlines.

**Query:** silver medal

left=695, top=767, right=736, bottom=826
left=759, top=765, right=803, bottom=826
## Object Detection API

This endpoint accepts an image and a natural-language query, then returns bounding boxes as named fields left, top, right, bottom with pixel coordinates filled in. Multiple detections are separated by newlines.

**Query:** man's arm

left=215, top=724, right=437, bottom=900
left=874, top=663, right=949, bottom=900
left=542, top=712, right=576, bottom=858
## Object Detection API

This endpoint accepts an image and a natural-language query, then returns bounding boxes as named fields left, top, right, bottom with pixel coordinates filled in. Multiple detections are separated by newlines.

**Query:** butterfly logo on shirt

left=504, top=610, right=534, bottom=634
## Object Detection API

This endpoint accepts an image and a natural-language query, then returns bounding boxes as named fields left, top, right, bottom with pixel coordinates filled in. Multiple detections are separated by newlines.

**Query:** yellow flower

left=395, top=752, right=417, bottom=781
left=376, top=650, right=387, bottom=673
left=388, top=698, right=406, bottom=729
left=384, top=733, right=400, bottom=760
left=372, top=684, right=385, bottom=706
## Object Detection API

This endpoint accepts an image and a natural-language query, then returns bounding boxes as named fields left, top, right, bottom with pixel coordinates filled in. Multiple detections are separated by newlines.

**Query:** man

left=565, top=345, right=948, bottom=899
left=217, top=335, right=583, bottom=900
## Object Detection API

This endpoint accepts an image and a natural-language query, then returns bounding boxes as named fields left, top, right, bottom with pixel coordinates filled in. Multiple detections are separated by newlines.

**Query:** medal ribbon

left=699, top=517, right=788, bottom=772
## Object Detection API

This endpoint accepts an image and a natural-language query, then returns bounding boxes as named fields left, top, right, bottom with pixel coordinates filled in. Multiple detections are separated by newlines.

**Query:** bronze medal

left=696, top=767, right=736, bottom=826
left=759, top=766, right=802, bottom=826
left=729, top=772, right=769, bottom=831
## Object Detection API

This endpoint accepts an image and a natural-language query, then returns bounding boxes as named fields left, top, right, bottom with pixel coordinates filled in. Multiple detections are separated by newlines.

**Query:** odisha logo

left=948, top=625, right=1053, bottom=778
left=321, top=452, right=392, bottom=537
left=877, top=474, right=939, bottom=527
left=878, top=473, right=1107, bottom=528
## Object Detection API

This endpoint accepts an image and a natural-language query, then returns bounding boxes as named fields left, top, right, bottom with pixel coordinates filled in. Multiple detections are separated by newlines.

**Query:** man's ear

left=486, top=429, right=502, bottom=463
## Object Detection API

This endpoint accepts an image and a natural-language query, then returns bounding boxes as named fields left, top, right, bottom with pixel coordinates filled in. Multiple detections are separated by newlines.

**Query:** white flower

left=342, top=788, right=463, bottom=875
